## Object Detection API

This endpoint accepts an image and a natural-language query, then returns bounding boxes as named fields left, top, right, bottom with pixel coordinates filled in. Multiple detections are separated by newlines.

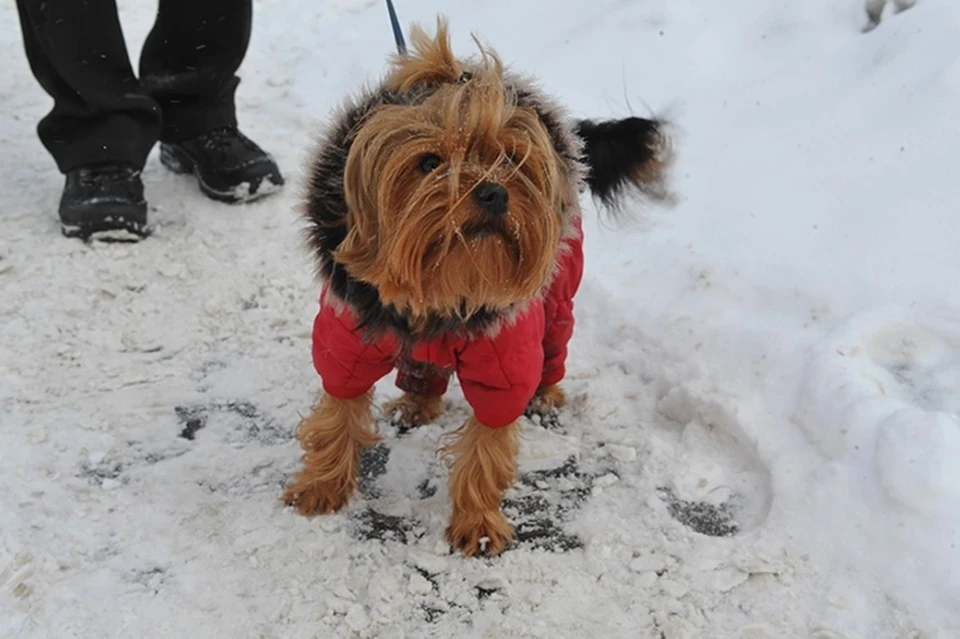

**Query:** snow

left=2, top=0, right=959, bottom=636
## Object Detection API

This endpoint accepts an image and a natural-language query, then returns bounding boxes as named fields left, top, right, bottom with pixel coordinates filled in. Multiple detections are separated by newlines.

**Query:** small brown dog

left=282, top=17, right=674, bottom=556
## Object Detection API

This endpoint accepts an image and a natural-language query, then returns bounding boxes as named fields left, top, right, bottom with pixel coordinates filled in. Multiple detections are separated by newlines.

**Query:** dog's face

left=333, top=30, right=571, bottom=323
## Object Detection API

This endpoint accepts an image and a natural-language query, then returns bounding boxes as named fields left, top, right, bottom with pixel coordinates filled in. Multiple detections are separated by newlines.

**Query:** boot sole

left=159, top=144, right=283, bottom=204
left=60, top=202, right=150, bottom=242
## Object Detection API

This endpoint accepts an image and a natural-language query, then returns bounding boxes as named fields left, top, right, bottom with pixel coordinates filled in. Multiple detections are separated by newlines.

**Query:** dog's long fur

left=282, top=390, right=379, bottom=514
left=300, top=19, right=671, bottom=344
left=285, top=17, right=675, bottom=556
left=441, top=416, right=519, bottom=557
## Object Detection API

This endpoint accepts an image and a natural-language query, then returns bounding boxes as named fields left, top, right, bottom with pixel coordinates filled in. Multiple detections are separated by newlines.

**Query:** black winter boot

left=59, top=164, right=149, bottom=241
left=159, top=127, right=284, bottom=203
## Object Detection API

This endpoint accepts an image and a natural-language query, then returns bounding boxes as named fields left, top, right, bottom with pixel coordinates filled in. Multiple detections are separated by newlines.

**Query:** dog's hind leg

left=528, top=229, right=583, bottom=418
left=383, top=393, right=446, bottom=427
left=282, top=390, right=378, bottom=515
left=384, top=363, right=450, bottom=427
left=441, top=416, right=519, bottom=557
left=529, top=384, right=567, bottom=413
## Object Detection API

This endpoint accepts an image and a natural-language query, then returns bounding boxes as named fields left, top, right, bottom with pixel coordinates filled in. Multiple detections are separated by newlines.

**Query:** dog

left=281, top=17, right=674, bottom=557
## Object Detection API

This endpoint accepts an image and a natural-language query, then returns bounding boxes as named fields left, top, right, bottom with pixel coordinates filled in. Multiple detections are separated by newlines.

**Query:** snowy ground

left=2, top=0, right=959, bottom=636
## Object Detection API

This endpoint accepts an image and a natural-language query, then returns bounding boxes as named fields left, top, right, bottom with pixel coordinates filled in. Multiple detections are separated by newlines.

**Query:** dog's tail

left=573, top=116, right=675, bottom=213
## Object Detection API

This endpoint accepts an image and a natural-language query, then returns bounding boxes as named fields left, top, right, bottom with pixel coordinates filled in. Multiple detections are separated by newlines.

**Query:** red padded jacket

left=311, top=220, right=584, bottom=429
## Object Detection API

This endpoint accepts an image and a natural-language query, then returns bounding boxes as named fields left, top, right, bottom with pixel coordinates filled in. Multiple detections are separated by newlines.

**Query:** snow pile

left=2, top=0, right=960, bottom=637
left=794, top=307, right=960, bottom=629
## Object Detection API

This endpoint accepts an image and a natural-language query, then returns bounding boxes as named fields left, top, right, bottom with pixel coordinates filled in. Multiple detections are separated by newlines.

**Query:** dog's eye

left=418, top=153, right=442, bottom=174
left=504, top=146, right=524, bottom=166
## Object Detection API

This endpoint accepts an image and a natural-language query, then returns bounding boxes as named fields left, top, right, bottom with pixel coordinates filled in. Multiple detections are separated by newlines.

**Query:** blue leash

left=385, top=0, right=407, bottom=55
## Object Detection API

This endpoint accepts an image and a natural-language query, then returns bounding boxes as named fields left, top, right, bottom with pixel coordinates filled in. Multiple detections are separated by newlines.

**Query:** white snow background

left=2, top=0, right=959, bottom=636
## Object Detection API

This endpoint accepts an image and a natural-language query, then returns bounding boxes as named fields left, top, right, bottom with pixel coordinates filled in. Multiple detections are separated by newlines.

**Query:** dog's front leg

left=282, top=390, right=378, bottom=515
left=442, top=416, right=519, bottom=557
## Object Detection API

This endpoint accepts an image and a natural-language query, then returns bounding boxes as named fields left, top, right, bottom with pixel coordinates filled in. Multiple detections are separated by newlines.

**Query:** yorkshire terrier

left=282, top=18, right=674, bottom=556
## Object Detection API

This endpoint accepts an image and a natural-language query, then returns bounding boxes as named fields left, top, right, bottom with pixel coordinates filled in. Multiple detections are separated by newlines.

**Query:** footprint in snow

left=173, top=399, right=290, bottom=446
left=655, top=385, right=774, bottom=536
left=346, top=417, right=613, bottom=554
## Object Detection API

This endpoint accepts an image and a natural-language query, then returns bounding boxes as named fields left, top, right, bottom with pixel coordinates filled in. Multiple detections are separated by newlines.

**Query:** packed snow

left=2, top=0, right=959, bottom=636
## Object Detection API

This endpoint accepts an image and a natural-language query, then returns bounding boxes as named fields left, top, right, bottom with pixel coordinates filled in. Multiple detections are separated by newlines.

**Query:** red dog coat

left=311, top=220, right=584, bottom=428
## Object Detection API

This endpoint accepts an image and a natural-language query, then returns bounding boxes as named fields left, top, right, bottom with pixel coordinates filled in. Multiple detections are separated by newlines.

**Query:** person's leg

left=16, top=0, right=161, bottom=172
left=139, top=0, right=251, bottom=143
left=15, top=0, right=159, bottom=239
left=139, top=0, right=284, bottom=203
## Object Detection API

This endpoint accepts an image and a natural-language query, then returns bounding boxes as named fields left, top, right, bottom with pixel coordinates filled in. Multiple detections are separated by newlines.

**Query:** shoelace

left=76, top=165, right=140, bottom=190
left=198, top=127, right=261, bottom=158
left=186, top=127, right=267, bottom=173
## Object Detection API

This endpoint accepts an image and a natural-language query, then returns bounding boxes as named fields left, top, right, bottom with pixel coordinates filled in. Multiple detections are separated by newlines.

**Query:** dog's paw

left=528, top=384, right=566, bottom=414
left=383, top=393, right=445, bottom=428
left=446, top=509, right=514, bottom=557
left=281, top=475, right=352, bottom=516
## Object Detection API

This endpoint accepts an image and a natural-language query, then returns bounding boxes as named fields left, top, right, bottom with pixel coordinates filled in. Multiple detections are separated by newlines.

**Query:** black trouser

left=15, top=0, right=252, bottom=173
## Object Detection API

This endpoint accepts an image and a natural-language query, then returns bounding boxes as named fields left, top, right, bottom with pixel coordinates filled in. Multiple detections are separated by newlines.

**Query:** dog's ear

left=386, top=16, right=463, bottom=92
left=573, top=117, right=674, bottom=211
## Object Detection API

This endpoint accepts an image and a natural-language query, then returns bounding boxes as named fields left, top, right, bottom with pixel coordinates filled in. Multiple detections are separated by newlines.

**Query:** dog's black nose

left=473, top=182, right=508, bottom=215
